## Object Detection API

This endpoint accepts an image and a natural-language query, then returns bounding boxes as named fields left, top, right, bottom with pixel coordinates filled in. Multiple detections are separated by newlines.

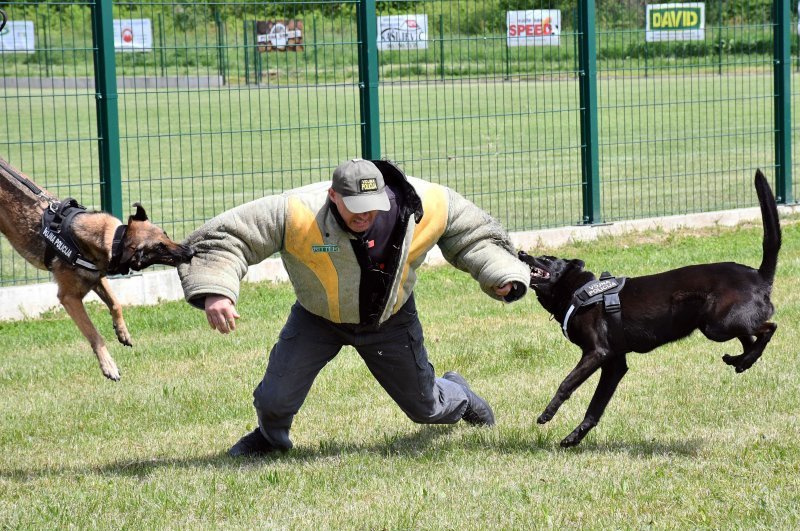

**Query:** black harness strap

left=41, top=198, right=99, bottom=271
left=562, top=272, right=628, bottom=352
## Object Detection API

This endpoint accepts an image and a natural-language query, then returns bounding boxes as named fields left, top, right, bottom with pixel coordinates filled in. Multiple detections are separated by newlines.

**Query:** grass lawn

left=1, top=216, right=799, bottom=528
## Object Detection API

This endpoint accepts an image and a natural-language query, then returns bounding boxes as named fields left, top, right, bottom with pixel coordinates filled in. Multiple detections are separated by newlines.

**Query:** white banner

left=507, top=10, right=561, bottom=47
left=377, top=15, right=428, bottom=51
left=113, top=19, right=153, bottom=52
left=646, top=3, right=705, bottom=42
left=257, top=24, right=302, bottom=49
left=0, top=21, right=35, bottom=54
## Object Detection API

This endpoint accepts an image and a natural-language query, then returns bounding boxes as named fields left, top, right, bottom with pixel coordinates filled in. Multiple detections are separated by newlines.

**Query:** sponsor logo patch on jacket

left=312, top=244, right=340, bottom=253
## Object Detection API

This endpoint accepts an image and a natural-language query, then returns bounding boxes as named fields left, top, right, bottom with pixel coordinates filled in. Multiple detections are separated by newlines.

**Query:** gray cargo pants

left=252, top=295, right=469, bottom=449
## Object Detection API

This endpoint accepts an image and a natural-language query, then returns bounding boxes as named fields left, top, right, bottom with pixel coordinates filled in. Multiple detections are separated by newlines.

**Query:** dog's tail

left=755, top=169, right=781, bottom=282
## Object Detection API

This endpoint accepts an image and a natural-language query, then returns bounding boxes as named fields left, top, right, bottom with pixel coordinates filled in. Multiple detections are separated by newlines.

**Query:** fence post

left=313, top=16, right=319, bottom=85
left=356, top=0, right=380, bottom=159
left=717, top=0, right=723, bottom=76
left=158, top=13, right=166, bottom=77
left=41, top=13, right=52, bottom=77
left=773, top=0, right=792, bottom=204
left=439, top=15, right=445, bottom=81
left=255, top=21, right=262, bottom=85
left=215, top=8, right=226, bottom=86
left=577, top=0, right=601, bottom=224
left=244, top=20, right=250, bottom=84
left=90, top=0, right=123, bottom=219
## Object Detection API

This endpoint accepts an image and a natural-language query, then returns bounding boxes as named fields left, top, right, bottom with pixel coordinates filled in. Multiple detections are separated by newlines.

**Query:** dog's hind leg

left=53, top=271, right=121, bottom=381
left=560, top=355, right=629, bottom=448
left=721, top=336, right=754, bottom=368
left=722, top=322, right=776, bottom=373
left=93, top=277, right=132, bottom=347
left=537, top=349, right=608, bottom=425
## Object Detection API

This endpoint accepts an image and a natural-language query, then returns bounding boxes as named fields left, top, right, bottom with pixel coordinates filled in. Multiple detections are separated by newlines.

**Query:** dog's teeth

left=531, top=268, right=550, bottom=279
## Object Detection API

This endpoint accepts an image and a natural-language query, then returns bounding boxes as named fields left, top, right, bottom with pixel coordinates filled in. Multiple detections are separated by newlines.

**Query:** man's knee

left=403, top=397, right=441, bottom=424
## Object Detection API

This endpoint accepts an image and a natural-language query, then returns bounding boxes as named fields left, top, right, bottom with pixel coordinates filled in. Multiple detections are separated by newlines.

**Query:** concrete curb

left=2, top=204, right=797, bottom=322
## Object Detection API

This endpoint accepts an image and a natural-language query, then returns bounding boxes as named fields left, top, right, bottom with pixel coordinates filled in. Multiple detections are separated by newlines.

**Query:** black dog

left=519, top=169, right=780, bottom=447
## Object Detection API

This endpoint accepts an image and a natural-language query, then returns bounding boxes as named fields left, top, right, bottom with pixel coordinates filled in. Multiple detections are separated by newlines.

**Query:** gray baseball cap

left=331, top=159, right=390, bottom=213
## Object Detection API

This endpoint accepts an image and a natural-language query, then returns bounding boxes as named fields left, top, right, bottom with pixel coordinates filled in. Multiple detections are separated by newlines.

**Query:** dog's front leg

left=560, top=355, right=628, bottom=447
left=93, top=277, right=133, bottom=347
left=538, top=349, right=607, bottom=425
left=55, top=273, right=120, bottom=381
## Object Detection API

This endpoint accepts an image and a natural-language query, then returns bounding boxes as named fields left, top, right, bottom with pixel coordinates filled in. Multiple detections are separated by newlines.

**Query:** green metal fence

left=0, top=0, right=797, bottom=287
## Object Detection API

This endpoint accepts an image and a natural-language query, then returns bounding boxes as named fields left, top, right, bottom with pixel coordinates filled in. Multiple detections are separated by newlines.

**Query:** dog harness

left=562, top=272, right=627, bottom=344
left=40, top=198, right=105, bottom=272
left=4, top=159, right=130, bottom=274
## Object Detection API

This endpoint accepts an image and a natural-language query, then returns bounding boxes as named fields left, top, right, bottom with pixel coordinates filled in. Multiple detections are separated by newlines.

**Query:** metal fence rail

left=0, top=0, right=797, bottom=287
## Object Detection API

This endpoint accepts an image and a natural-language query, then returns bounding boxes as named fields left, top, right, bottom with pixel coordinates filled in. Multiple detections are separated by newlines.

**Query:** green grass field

left=1, top=218, right=798, bottom=528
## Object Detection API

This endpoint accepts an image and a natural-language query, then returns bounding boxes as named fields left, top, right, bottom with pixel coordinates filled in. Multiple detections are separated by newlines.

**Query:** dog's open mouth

left=530, top=267, right=550, bottom=280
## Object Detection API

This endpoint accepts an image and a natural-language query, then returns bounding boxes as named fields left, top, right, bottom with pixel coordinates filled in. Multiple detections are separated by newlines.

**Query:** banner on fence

left=506, top=10, right=561, bottom=47
left=113, top=19, right=153, bottom=52
left=646, top=3, right=705, bottom=42
left=377, top=15, right=428, bottom=51
left=0, top=21, right=35, bottom=54
left=257, top=20, right=304, bottom=52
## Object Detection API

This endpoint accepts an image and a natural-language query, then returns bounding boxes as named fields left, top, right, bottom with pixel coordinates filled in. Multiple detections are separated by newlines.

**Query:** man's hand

left=205, top=294, right=240, bottom=334
left=494, top=283, right=513, bottom=297
left=494, top=281, right=525, bottom=301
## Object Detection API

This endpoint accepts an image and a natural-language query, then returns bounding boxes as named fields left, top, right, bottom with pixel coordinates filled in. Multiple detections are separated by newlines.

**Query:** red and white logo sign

left=377, top=15, right=428, bottom=51
left=506, top=10, right=561, bottom=47
left=113, top=19, right=153, bottom=52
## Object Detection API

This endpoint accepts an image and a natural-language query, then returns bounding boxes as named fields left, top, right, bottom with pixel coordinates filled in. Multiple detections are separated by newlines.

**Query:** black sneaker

left=228, top=428, right=277, bottom=457
left=442, top=371, right=496, bottom=427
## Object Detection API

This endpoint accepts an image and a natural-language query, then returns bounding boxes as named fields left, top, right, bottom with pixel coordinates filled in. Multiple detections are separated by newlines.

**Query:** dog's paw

left=722, top=353, right=738, bottom=366
left=560, top=434, right=582, bottom=448
left=537, top=412, right=553, bottom=424
left=114, top=328, right=133, bottom=347
left=101, top=364, right=121, bottom=382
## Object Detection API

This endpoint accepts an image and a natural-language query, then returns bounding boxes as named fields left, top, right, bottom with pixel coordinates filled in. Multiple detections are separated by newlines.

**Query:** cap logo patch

left=359, top=178, right=379, bottom=192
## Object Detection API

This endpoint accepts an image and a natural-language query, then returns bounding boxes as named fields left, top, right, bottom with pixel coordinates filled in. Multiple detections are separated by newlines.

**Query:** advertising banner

left=113, top=19, right=153, bottom=52
left=377, top=15, right=428, bottom=51
left=506, top=10, right=561, bottom=47
left=0, top=21, right=35, bottom=54
left=256, top=20, right=304, bottom=51
left=646, top=3, right=705, bottom=42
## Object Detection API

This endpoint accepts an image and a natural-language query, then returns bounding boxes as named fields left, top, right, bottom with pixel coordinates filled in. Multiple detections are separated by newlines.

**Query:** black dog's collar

left=107, top=224, right=129, bottom=275
left=563, top=273, right=626, bottom=340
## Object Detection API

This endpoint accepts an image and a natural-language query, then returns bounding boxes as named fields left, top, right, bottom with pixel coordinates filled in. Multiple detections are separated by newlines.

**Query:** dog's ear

left=569, top=258, right=585, bottom=270
left=130, top=202, right=148, bottom=222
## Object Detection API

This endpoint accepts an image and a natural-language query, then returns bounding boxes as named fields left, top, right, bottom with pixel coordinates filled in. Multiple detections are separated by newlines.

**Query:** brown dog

left=518, top=169, right=780, bottom=447
left=1, top=156, right=194, bottom=381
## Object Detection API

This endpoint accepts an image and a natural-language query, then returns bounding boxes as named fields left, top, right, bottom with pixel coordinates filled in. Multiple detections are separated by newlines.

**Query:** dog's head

left=119, top=203, right=194, bottom=271
left=518, top=250, right=586, bottom=314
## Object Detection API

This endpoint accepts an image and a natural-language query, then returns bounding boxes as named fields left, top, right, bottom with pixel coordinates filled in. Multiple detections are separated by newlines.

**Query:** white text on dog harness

left=562, top=273, right=627, bottom=340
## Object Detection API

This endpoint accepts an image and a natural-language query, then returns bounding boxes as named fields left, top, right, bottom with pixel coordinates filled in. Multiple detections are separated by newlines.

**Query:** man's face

left=328, top=189, right=379, bottom=233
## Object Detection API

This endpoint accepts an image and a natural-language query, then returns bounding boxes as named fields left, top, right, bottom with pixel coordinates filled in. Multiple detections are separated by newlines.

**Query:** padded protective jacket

left=178, top=160, right=529, bottom=325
